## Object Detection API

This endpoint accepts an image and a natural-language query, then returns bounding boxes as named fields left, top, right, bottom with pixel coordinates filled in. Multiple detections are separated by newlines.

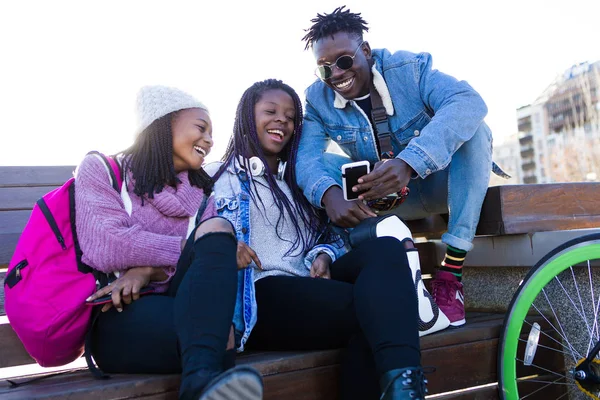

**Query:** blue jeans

left=323, top=124, right=492, bottom=252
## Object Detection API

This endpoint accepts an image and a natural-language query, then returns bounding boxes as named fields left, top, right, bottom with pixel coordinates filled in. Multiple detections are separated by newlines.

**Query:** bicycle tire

left=498, top=232, right=600, bottom=399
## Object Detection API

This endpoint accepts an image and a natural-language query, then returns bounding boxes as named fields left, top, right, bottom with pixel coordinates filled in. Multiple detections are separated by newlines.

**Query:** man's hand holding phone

left=353, top=158, right=413, bottom=202
left=321, top=161, right=377, bottom=228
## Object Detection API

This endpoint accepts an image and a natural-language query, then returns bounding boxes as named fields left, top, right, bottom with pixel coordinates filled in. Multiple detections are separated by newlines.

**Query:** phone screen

left=344, top=164, right=369, bottom=200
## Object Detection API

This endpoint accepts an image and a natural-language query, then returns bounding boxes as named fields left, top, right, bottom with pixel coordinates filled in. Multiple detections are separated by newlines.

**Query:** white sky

left=1, top=0, right=599, bottom=166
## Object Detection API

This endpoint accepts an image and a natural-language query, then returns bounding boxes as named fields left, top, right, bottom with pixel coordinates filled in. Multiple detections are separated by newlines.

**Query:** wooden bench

left=3, top=165, right=600, bottom=399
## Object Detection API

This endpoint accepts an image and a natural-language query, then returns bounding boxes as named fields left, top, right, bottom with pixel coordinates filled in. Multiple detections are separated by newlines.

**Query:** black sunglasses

left=315, top=42, right=365, bottom=81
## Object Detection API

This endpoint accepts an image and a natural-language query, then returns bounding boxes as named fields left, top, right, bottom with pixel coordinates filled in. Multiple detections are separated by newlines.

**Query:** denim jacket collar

left=333, top=63, right=395, bottom=117
left=226, top=157, right=250, bottom=177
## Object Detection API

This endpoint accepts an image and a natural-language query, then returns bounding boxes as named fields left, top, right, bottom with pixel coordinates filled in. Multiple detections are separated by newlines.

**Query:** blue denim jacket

left=204, top=161, right=347, bottom=351
left=297, top=49, right=490, bottom=208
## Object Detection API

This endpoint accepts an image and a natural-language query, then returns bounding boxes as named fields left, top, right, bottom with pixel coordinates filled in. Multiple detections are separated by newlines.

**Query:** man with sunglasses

left=296, top=7, right=501, bottom=335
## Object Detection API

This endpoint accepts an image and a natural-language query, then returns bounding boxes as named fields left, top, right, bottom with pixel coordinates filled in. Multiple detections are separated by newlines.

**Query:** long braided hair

left=120, top=111, right=213, bottom=202
left=302, top=6, right=369, bottom=50
left=215, top=79, right=335, bottom=256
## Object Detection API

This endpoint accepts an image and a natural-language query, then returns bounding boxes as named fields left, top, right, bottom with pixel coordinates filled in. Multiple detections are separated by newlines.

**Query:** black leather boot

left=379, top=367, right=428, bottom=400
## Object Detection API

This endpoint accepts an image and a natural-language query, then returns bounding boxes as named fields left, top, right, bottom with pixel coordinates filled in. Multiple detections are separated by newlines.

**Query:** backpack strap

left=86, top=151, right=122, bottom=192
left=85, top=309, right=110, bottom=380
left=102, top=155, right=123, bottom=192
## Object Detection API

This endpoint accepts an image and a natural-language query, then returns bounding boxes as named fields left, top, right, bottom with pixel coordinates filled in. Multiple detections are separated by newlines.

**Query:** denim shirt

left=204, top=161, right=347, bottom=351
left=296, top=48, right=491, bottom=208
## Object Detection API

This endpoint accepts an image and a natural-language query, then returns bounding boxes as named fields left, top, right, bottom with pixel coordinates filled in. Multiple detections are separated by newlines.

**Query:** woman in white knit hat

left=78, top=85, right=262, bottom=400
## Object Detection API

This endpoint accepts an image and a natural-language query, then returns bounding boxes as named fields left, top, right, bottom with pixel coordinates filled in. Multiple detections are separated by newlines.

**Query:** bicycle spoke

left=518, top=337, right=575, bottom=358
left=531, top=303, right=582, bottom=360
left=518, top=374, right=572, bottom=400
left=562, top=267, right=597, bottom=340
left=592, top=288, right=600, bottom=354
left=541, top=288, right=578, bottom=356
left=521, top=318, right=581, bottom=359
left=516, top=376, right=570, bottom=385
left=587, top=261, right=600, bottom=352
left=516, top=357, right=567, bottom=380
left=554, top=390, right=570, bottom=400
left=550, top=275, right=594, bottom=342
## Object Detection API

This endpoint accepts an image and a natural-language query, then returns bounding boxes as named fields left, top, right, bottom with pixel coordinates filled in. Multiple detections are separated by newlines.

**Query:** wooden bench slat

left=238, top=349, right=341, bottom=377
left=0, top=211, right=31, bottom=235
left=407, top=183, right=600, bottom=238
left=0, top=234, right=19, bottom=267
left=423, top=337, right=498, bottom=393
left=477, top=183, right=600, bottom=235
left=0, top=212, right=29, bottom=266
left=0, top=272, right=5, bottom=316
left=405, top=214, right=448, bottom=239
left=262, top=365, right=339, bottom=400
left=0, top=166, right=74, bottom=188
left=0, top=318, right=35, bottom=368
left=0, top=366, right=341, bottom=400
left=0, top=187, right=60, bottom=211
left=0, top=372, right=179, bottom=400
left=415, top=241, right=437, bottom=276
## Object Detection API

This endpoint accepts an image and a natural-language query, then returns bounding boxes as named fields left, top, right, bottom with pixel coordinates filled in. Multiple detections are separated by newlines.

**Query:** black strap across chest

left=369, top=78, right=394, bottom=160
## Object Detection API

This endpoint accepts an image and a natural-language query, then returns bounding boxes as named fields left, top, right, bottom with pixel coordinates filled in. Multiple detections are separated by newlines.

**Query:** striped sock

left=440, top=245, right=467, bottom=281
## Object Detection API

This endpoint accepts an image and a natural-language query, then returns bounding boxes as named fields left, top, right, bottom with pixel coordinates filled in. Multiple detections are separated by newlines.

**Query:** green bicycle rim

left=501, top=243, right=600, bottom=400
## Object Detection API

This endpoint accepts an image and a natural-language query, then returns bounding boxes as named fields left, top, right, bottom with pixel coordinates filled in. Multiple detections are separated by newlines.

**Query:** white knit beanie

left=135, top=85, right=209, bottom=133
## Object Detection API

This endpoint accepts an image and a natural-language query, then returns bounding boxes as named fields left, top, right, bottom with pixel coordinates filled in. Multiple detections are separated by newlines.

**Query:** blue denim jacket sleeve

left=296, top=100, right=341, bottom=208
left=303, top=236, right=347, bottom=270
left=398, top=52, right=488, bottom=178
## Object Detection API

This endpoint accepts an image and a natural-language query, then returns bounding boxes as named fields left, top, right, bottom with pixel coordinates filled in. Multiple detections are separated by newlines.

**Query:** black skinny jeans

left=245, top=236, right=420, bottom=400
left=90, top=230, right=238, bottom=381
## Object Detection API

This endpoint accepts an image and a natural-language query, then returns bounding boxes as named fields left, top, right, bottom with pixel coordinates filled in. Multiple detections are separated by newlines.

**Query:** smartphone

left=86, top=286, right=155, bottom=306
left=341, top=161, right=370, bottom=201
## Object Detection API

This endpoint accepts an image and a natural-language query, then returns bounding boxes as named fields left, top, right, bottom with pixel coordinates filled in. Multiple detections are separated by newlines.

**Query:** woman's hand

left=322, top=186, right=376, bottom=228
left=86, top=266, right=158, bottom=313
left=237, top=242, right=262, bottom=270
left=310, top=253, right=332, bottom=279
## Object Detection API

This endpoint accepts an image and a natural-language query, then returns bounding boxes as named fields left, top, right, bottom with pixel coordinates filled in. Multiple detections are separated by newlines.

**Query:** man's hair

left=120, top=111, right=213, bottom=202
left=302, top=6, right=369, bottom=50
left=216, top=79, right=336, bottom=256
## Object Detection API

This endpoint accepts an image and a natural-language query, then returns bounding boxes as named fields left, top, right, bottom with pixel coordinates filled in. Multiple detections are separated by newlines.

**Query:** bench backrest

left=0, top=166, right=76, bottom=370
left=0, top=166, right=76, bottom=268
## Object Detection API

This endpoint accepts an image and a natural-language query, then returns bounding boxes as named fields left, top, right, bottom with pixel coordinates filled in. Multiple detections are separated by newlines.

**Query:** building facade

left=509, top=61, right=600, bottom=184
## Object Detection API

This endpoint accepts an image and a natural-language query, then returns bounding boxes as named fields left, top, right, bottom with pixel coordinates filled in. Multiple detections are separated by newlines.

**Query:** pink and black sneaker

left=431, top=271, right=465, bottom=327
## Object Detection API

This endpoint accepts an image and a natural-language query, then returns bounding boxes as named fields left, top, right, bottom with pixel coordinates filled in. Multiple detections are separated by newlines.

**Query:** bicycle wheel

left=499, top=233, right=600, bottom=400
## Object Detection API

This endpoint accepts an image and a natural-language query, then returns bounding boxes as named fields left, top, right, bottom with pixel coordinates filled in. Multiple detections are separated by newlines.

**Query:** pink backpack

left=3, top=152, right=122, bottom=367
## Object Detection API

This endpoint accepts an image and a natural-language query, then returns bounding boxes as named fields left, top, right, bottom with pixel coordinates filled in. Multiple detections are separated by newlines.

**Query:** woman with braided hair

left=206, top=79, right=425, bottom=400
left=76, top=85, right=262, bottom=400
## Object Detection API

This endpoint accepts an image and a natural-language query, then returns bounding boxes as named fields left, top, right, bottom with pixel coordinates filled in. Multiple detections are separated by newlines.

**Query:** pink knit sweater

left=75, top=154, right=216, bottom=292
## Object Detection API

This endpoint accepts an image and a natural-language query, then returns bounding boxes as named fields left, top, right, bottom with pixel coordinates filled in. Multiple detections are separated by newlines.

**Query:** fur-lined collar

left=332, top=63, right=394, bottom=116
